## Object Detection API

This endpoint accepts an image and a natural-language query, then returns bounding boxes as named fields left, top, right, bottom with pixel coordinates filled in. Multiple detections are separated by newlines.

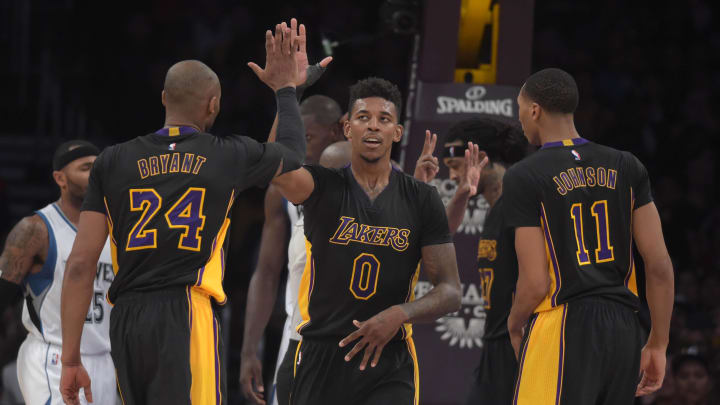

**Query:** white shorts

left=17, top=336, right=119, bottom=405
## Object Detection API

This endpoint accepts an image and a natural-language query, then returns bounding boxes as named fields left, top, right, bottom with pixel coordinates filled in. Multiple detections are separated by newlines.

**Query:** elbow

left=448, top=282, right=462, bottom=312
left=64, top=255, right=94, bottom=283
left=645, top=257, right=675, bottom=285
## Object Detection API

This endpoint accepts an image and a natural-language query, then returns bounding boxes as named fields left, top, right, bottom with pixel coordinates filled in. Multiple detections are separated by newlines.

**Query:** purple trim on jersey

left=187, top=286, right=193, bottom=328
left=625, top=189, right=636, bottom=288
left=220, top=247, right=225, bottom=280
left=555, top=304, right=568, bottom=405
left=540, top=204, right=562, bottom=306
left=154, top=126, right=199, bottom=136
left=513, top=315, right=538, bottom=405
left=540, top=137, right=589, bottom=150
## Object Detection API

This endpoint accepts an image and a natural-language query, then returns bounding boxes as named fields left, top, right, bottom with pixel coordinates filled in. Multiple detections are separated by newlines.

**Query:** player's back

left=504, top=138, right=652, bottom=311
left=84, top=127, right=282, bottom=304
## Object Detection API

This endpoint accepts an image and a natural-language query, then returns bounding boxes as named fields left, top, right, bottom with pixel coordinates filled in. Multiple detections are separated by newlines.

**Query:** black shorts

left=290, top=337, right=419, bottom=405
left=275, top=338, right=300, bottom=405
left=465, top=336, right=517, bottom=405
left=110, top=286, right=226, bottom=405
left=513, top=296, right=644, bottom=405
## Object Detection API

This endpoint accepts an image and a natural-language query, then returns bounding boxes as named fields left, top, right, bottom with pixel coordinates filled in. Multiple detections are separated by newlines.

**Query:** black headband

left=442, top=144, right=468, bottom=159
left=53, top=141, right=100, bottom=170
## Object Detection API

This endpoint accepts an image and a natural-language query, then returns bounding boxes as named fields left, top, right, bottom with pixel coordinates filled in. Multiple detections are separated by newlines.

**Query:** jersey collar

left=540, top=137, right=589, bottom=150
left=155, top=126, right=200, bottom=136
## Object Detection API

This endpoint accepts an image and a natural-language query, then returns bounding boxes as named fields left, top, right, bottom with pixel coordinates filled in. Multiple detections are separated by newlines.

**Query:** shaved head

left=162, top=60, right=221, bottom=131
left=300, top=95, right=342, bottom=126
left=319, top=140, right=352, bottom=169
left=163, top=60, right=220, bottom=109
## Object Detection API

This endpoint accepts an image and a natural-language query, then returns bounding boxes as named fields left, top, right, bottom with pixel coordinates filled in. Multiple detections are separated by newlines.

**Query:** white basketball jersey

left=21, top=203, right=113, bottom=355
left=284, top=201, right=305, bottom=341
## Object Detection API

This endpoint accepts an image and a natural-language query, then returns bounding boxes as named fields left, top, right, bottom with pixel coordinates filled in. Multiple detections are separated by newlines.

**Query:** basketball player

left=268, top=77, right=465, bottom=404
left=436, top=118, right=529, bottom=405
left=505, top=68, right=674, bottom=404
left=240, top=95, right=344, bottom=405
left=59, top=21, right=309, bottom=405
left=0, top=140, right=117, bottom=405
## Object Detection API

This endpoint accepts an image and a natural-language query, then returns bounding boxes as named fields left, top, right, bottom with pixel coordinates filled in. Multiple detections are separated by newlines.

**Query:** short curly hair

left=348, top=77, right=403, bottom=119
left=522, top=68, right=579, bottom=114
left=445, top=116, right=528, bottom=166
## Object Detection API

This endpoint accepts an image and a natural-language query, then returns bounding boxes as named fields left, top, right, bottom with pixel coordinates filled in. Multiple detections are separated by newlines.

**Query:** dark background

left=1, top=1, right=718, bottom=404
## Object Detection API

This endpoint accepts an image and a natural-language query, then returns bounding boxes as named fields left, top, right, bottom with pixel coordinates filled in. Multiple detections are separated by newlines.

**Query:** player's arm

left=60, top=211, right=108, bottom=404
left=633, top=202, right=673, bottom=396
left=264, top=18, right=331, bottom=144
left=507, top=226, right=550, bottom=358
left=0, top=215, right=47, bottom=311
left=402, top=243, right=462, bottom=322
left=339, top=242, right=461, bottom=371
left=240, top=185, right=288, bottom=404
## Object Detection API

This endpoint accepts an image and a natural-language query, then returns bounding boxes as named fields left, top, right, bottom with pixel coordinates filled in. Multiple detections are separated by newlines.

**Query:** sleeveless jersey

left=22, top=203, right=113, bottom=355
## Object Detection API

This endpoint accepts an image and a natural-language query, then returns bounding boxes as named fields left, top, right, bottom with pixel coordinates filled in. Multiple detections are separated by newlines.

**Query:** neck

left=350, top=154, right=392, bottom=193
left=482, top=166, right=505, bottom=208
left=57, top=195, right=82, bottom=226
left=164, top=114, right=204, bottom=132
left=538, top=114, right=580, bottom=145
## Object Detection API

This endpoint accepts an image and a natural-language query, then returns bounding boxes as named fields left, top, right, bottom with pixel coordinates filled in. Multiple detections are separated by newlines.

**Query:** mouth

left=362, top=137, right=382, bottom=149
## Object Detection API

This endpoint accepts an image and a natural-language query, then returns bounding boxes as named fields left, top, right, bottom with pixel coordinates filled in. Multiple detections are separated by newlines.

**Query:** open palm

left=459, top=142, right=488, bottom=196
left=291, top=18, right=332, bottom=87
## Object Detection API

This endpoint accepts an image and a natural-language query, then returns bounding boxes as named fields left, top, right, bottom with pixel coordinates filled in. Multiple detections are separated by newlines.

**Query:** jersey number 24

left=126, top=187, right=206, bottom=251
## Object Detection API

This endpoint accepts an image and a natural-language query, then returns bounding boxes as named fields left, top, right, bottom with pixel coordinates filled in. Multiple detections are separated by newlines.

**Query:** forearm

left=445, top=189, right=471, bottom=235
left=267, top=114, right=279, bottom=143
left=644, top=260, right=674, bottom=348
left=508, top=277, right=547, bottom=333
left=397, top=282, right=461, bottom=324
left=241, top=271, right=281, bottom=356
left=60, top=260, right=95, bottom=364
left=275, top=87, right=306, bottom=172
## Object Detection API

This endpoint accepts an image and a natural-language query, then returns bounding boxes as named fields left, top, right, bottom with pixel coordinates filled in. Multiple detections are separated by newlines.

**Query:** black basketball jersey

left=503, top=138, right=652, bottom=312
left=297, top=165, right=452, bottom=340
left=82, top=126, right=284, bottom=304
left=477, top=196, right=518, bottom=340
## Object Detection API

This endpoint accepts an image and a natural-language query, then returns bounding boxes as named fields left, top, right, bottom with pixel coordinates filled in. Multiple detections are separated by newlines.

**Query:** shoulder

left=396, top=169, right=437, bottom=195
left=16, top=214, right=48, bottom=237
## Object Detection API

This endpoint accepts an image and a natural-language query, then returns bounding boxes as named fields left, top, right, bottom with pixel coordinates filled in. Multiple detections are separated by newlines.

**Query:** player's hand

left=248, top=21, right=299, bottom=91
left=291, top=18, right=332, bottom=88
left=240, top=353, right=265, bottom=404
left=413, top=130, right=439, bottom=183
left=635, top=345, right=667, bottom=396
left=60, top=363, right=93, bottom=404
left=457, top=142, right=488, bottom=197
left=339, top=306, right=408, bottom=370
left=509, top=329, right=523, bottom=360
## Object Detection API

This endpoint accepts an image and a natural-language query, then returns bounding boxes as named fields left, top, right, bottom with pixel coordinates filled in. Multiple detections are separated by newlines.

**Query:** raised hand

left=457, top=141, right=488, bottom=196
left=291, top=18, right=332, bottom=88
left=413, top=130, right=439, bottom=183
left=248, top=22, right=299, bottom=91
left=339, top=306, right=407, bottom=371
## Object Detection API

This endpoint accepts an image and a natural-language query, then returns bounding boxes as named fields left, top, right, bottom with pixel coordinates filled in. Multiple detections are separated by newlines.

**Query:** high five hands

left=248, top=18, right=332, bottom=91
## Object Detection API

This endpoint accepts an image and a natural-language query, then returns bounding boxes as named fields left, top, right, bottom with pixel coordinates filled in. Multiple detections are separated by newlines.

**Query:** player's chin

left=359, top=151, right=383, bottom=164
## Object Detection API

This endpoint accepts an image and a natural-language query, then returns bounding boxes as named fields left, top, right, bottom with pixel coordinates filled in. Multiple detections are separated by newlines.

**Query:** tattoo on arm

left=0, top=216, right=47, bottom=284
left=398, top=243, right=462, bottom=323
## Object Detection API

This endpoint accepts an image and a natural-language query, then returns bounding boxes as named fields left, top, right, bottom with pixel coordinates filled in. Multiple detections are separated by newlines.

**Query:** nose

left=449, top=169, right=460, bottom=183
left=367, top=117, right=380, bottom=131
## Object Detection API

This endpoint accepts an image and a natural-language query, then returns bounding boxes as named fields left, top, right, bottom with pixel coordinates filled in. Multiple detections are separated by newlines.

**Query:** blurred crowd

left=1, top=0, right=719, bottom=404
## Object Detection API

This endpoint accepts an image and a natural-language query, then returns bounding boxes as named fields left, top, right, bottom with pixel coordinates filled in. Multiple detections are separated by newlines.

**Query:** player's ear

left=393, top=123, right=404, bottom=143
left=161, top=90, right=167, bottom=107
left=52, top=170, right=66, bottom=189
left=208, top=96, right=219, bottom=115
left=530, top=102, right=541, bottom=121
left=343, top=119, right=352, bottom=140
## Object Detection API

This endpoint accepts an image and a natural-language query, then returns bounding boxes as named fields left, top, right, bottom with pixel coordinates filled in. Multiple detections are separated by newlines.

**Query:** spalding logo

left=465, top=86, right=487, bottom=100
